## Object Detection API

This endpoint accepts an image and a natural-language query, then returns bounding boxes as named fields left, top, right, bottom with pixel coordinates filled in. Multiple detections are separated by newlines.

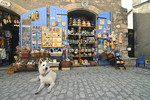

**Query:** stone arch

left=60, top=3, right=102, bottom=14
left=0, top=2, right=28, bottom=15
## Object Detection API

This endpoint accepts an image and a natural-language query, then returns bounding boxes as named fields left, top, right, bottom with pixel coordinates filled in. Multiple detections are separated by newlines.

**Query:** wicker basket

left=90, top=61, right=98, bottom=66
left=61, top=61, right=71, bottom=67
left=100, top=52, right=108, bottom=61
left=44, top=52, right=50, bottom=57
left=26, top=64, right=36, bottom=70
left=18, top=52, right=29, bottom=58
left=30, top=52, right=40, bottom=58
left=14, top=59, right=28, bottom=71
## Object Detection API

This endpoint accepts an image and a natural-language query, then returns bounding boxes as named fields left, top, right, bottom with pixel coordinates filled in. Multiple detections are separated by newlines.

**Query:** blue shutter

left=50, top=6, right=67, bottom=44
left=20, top=7, right=47, bottom=49
left=98, top=12, right=112, bottom=65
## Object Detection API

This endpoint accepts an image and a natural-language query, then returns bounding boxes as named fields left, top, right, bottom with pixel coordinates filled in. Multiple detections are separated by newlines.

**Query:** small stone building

left=133, top=0, right=150, bottom=57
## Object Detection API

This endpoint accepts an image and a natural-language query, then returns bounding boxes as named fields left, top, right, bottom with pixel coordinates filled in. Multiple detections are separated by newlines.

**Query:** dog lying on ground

left=30, top=59, right=56, bottom=94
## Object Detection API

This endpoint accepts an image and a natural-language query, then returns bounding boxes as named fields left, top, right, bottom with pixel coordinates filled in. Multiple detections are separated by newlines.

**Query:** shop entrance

left=67, top=10, right=97, bottom=66
left=0, top=6, right=20, bottom=65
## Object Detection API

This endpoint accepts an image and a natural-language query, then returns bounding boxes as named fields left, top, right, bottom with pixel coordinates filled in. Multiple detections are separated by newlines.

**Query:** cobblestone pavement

left=0, top=66, right=150, bottom=100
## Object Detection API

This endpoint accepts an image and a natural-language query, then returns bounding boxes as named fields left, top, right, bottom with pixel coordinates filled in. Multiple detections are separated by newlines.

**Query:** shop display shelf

left=81, top=35, right=95, bottom=37
left=79, top=51, right=94, bottom=53
left=81, top=56, right=94, bottom=57
left=68, top=34, right=79, bottom=36
left=81, top=43, right=95, bottom=45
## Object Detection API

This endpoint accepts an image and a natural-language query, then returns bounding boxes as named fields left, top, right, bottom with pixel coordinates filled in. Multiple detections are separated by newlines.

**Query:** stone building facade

left=1, top=0, right=128, bottom=57
left=133, top=0, right=150, bottom=57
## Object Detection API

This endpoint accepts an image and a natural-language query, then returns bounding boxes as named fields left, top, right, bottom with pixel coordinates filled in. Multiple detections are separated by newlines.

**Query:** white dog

left=30, top=59, right=56, bottom=94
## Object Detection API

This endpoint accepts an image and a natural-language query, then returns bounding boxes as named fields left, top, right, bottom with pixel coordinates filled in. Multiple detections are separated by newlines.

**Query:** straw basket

left=26, top=64, right=36, bottom=70
left=18, top=52, right=29, bottom=58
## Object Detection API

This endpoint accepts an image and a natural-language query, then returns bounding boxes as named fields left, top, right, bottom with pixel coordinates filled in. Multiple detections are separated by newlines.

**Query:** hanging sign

left=0, top=0, right=11, bottom=7
left=22, top=20, right=31, bottom=25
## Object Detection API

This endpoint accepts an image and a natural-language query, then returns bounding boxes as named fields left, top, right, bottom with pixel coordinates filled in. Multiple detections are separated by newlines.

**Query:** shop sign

left=22, top=20, right=31, bottom=25
left=0, top=0, right=11, bottom=7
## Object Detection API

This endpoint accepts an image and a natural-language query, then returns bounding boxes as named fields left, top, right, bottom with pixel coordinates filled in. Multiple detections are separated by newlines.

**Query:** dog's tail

left=29, top=76, right=40, bottom=82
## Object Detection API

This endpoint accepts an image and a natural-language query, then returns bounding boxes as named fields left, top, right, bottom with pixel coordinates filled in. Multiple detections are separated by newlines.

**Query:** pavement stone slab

left=0, top=66, right=150, bottom=100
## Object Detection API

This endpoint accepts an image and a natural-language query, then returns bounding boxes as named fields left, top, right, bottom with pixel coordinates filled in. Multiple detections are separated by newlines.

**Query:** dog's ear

left=39, top=59, right=42, bottom=64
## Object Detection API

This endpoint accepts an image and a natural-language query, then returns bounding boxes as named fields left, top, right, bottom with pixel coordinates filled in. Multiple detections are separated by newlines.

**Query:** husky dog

left=30, top=59, right=56, bottom=94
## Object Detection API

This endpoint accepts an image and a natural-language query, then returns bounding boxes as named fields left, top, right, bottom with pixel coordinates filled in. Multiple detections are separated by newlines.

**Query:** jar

left=69, top=17, right=73, bottom=25
left=87, top=21, right=91, bottom=27
left=82, top=20, right=86, bottom=26
left=78, top=19, right=81, bottom=26
left=73, top=18, right=77, bottom=26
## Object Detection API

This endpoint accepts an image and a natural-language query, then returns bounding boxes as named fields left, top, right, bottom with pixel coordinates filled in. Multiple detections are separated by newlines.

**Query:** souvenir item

left=107, top=20, right=111, bottom=25
left=107, top=42, right=110, bottom=47
left=102, top=33, right=107, bottom=39
left=91, top=21, right=95, bottom=26
left=98, top=45, right=101, bottom=49
left=119, top=33, right=123, bottom=43
left=111, top=40, right=115, bottom=49
left=109, top=34, right=112, bottom=38
left=107, top=26, right=110, bottom=30
left=31, top=12, right=35, bottom=21
left=58, top=19, right=61, bottom=22
left=35, top=11, right=39, bottom=20
left=73, top=19, right=77, bottom=26
left=29, top=14, right=32, bottom=20
left=99, top=26, right=102, bottom=30
left=78, top=19, right=81, bottom=26
left=87, top=21, right=91, bottom=27
left=52, top=23, right=55, bottom=26
left=69, top=17, right=73, bottom=25
left=62, top=22, right=66, bottom=26
left=98, top=33, right=101, bottom=37
left=26, top=16, right=28, bottom=20
left=82, top=20, right=86, bottom=26
left=104, top=40, right=107, bottom=51
left=3, top=19, right=7, bottom=24
left=98, top=50, right=104, bottom=54
left=56, top=21, right=58, bottom=26
left=100, top=20, right=104, bottom=25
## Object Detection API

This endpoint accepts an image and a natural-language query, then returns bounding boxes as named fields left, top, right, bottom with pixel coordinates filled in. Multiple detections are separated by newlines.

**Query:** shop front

left=7, top=0, right=128, bottom=73
left=0, top=6, right=20, bottom=65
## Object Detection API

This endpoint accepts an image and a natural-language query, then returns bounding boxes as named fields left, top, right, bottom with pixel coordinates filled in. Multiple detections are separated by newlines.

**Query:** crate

left=61, top=61, right=71, bottom=68
left=50, top=52, right=62, bottom=57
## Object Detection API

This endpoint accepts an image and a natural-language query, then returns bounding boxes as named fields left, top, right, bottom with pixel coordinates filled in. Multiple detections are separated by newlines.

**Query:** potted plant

left=127, top=45, right=132, bottom=51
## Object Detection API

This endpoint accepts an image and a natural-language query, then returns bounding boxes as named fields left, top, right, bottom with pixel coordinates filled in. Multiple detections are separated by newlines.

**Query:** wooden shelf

left=68, top=34, right=79, bottom=36
left=79, top=51, right=94, bottom=53
left=68, top=25, right=95, bottom=28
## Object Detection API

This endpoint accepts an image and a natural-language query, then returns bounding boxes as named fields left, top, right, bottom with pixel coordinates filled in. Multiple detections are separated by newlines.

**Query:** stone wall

left=2, top=0, right=128, bottom=57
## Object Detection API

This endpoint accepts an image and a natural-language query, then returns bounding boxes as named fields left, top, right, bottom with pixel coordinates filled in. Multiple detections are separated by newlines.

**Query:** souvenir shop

left=0, top=6, right=20, bottom=65
left=7, top=6, right=125, bottom=74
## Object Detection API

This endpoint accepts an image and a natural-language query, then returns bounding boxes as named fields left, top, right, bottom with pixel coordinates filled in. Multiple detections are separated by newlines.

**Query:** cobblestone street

left=0, top=66, right=150, bottom=100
